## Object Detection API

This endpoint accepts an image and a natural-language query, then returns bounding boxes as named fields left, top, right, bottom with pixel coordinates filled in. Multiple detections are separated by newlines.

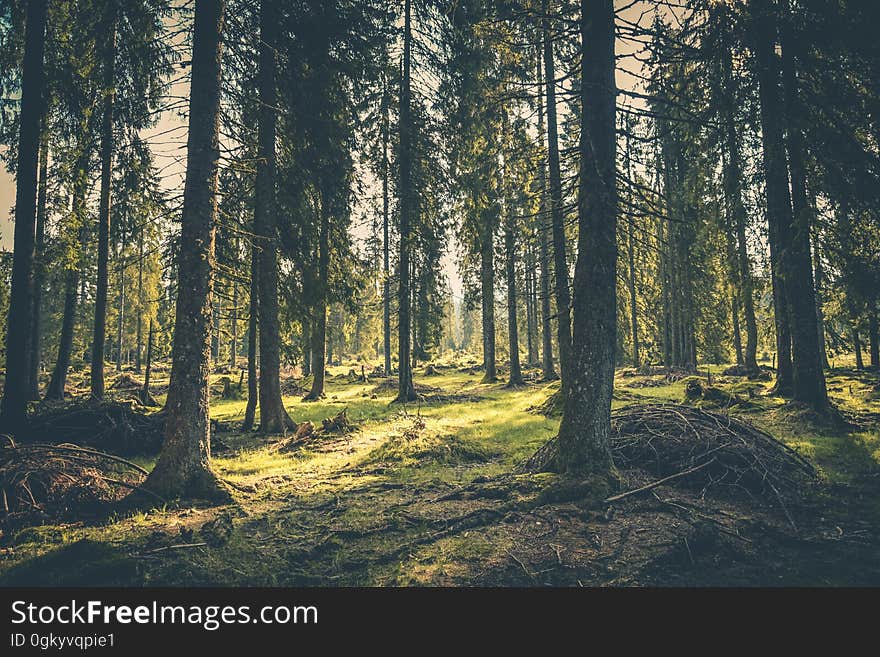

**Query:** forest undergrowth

left=1, top=357, right=879, bottom=586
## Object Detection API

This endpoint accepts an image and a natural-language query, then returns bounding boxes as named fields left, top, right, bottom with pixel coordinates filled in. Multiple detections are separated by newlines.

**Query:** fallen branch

left=604, top=459, right=715, bottom=503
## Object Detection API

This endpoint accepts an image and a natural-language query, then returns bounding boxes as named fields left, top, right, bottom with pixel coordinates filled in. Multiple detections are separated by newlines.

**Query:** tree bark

left=46, top=268, right=79, bottom=401
left=751, top=0, right=794, bottom=396
left=0, top=0, right=47, bottom=432
left=253, top=0, right=292, bottom=431
left=853, top=326, right=864, bottom=370
left=305, top=205, right=329, bottom=400
left=870, top=310, right=879, bottom=370
left=555, top=0, right=616, bottom=476
left=504, top=186, right=523, bottom=386
left=242, top=244, right=259, bottom=430
left=28, top=134, right=49, bottom=400
left=395, top=0, right=417, bottom=402
left=135, top=227, right=144, bottom=372
left=777, top=0, right=828, bottom=409
left=142, top=0, right=229, bottom=501
left=535, top=46, right=556, bottom=381
left=382, top=72, right=393, bottom=377
left=542, top=0, right=571, bottom=387
left=90, top=0, right=118, bottom=400
left=480, top=227, right=497, bottom=382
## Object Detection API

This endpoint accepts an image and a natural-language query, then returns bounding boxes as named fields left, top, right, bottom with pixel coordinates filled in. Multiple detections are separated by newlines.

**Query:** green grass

left=2, top=359, right=879, bottom=586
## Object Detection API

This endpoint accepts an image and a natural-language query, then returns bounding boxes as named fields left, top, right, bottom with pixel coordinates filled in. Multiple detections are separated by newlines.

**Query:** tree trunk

left=525, top=241, right=537, bottom=367
left=116, top=244, right=125, bottom=373
left=542, top=0, right=572, bottom=387
left=395, top=0, right=417, bottom=402
left=752, top=0, right=794, bottom=396
left=480, top=232, right=497, bottom=382
left=504, top=195, right=522, bottom=387
left=253, top=0, right=292, bottom=432
left=556, top=0, right=616, bottom=476
left=90, top=0, right=117, bottom=400
left=853, top=326, right=864, bottom=370
left=0, top=0, right=47, bottom=432
left=142, top=318, right=153, bottom=396
left=28, top=134, right=49, bottom=400
left=302, top=315, right=311, bottom=377
left=777, top=0, right=828, bottom=409
left=382, top=72, right=392, bottom=377
left=870, top=310, right=879, bottom=370
left=242, top=244, right=259, bottom=431
left=535, top=46, right=556, bottom=381
left=135, top=227, right=144, bottom=372
left=143, top=0, right=228, bottom=501
left=230, top=275, right=238, bottom=369
left=46, top=269, right=79, bottom=400
left=812, top=230, right=830, bottom=369
left=624, top=121, right=640, bottom=367
left=305, top=206, right=329, bottom=400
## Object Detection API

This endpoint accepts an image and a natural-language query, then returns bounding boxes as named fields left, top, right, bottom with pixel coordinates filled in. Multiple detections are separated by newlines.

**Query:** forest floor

left=2, top=356, right=880, bottom=586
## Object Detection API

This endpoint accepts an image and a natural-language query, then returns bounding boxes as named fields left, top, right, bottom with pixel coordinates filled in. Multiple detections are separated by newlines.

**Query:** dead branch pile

left=522, top=404, right=815, bottom=506
left=25, top=400, right=165, bottom=456
left=110, top=373, right=142, bottom=390
left=0, top=438, right=150, bottom=524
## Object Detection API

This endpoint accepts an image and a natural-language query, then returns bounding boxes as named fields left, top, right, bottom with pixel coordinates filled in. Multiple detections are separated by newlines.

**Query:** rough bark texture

left=395, top=0, right=417, bottom=402
left=555, top=0, right=616, bottom=476
left=136, top=228, right=144, bottom=372
left=752, top=0, right=794, bottom=396
left=253, top=0, right=292, bottom=432
left=143, top=0, right=228, bottom=501
left=0, top=0, right=47, bottom=432
left=542, top=0, right=572, bottom=387
left=777, top=0, right=828, bottom=409
left=90, top=0, right=117, bottom=400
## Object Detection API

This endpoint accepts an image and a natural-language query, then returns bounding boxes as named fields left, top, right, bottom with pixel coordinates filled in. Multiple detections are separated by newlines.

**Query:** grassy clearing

left=1, top=361, right=879, bottom=586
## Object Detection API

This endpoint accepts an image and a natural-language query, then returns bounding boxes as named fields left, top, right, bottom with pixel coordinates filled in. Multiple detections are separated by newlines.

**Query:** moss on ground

left=2, top=361, right=879, bottom=586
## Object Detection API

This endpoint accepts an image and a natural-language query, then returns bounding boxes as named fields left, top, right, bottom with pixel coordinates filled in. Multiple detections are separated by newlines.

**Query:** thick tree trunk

left=90, top=1, right=117, bottom=400
left=0, top=0, right=47, bottom=432
left=143, top=0, right=228, bottom=501
left=395, top=0, right=417, bottom=402
left=28, top=135, right=49, bottom=400
left=253, top=0, right=292, bottom=431
left=542, top=0, right=572, bottom=387
left=535, top=47, right=556, bottom=381
left=777, top=0, right=828, bottom=409
left=555, top=0, right=616, bottom=476
left=752, top=0, right=794, bottom=396
left=623, top=126, right=640, bottom=367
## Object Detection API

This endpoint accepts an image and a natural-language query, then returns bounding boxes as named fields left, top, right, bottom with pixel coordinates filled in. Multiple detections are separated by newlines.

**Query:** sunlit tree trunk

left=555, top=0, right=616, bottom=476
left=143, top=0, right=229, bottom=500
